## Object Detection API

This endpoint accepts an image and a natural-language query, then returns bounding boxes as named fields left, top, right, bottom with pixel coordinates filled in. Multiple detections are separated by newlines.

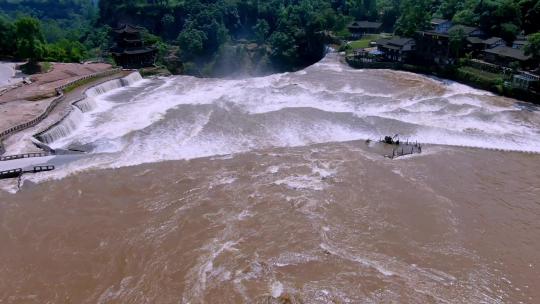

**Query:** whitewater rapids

left=1, top=53, right=540, bottom=303
left=18, top=53, right=540, bottom=181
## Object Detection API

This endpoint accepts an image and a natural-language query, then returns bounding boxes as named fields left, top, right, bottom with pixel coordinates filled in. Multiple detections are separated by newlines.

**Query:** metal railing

left=0, top=152, right=52, bottom=161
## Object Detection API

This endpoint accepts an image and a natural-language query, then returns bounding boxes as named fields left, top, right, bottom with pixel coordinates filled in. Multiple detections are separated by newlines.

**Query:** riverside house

left=513, top=71, right=540, bottom=90
left=430, top=19, right=453, bottom=33
left=347, top=21, right=383, bottom=39
left=513, top=36, right=529, bottom=49
left=377, top=37, right=416, bottom=62
left=466, top=37, right=505, bottom=55
left=483, top=46, right=534, bottom=69
left=415, top=24, right=485, bottom=65
left=482, top=37, right=505, bottom=49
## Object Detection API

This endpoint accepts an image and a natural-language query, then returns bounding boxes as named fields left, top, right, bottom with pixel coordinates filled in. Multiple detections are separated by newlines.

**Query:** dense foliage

left=0, top=0, right=106, bottom=64
left=1, top=0, right=540, bottom=75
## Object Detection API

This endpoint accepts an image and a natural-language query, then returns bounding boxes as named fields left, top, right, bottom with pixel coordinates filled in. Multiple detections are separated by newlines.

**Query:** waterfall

left=35, top=72, right=143, bottom=145
left=85, top=72, right=143, bottom=97
left=121, top=72, right=144, bottom=86
left=75, top=97, right=98, bottom=112
left=37, top=109, right=84, bottom=144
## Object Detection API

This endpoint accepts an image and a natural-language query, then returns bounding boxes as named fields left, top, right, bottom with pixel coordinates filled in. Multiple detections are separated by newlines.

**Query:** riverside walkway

left=0, top=68, right=133, bottom=178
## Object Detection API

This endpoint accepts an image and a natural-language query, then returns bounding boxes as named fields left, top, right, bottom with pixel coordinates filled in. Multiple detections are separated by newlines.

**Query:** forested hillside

left=1, top=0, right=540, bottom=76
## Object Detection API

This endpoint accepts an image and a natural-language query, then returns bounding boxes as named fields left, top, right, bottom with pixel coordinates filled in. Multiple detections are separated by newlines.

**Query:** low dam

left=0, top=72, right=144, bottom=179
left=35, top=72, right=143, bottom=145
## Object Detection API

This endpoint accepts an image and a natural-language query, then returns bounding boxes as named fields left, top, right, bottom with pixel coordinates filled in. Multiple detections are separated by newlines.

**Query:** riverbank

left=0, top=68, right=130, bottom=155
left=345, top=57, right=540, bottom=104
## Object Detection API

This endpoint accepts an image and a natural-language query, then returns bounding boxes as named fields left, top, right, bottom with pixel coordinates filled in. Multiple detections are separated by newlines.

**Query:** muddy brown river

left=1, top=54, right=539, bottom=303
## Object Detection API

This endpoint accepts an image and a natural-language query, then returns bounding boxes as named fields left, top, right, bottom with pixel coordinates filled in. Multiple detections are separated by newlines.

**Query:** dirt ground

left=0, top=62, right=118, bottom=136
left=0, top=62, right=111, bottom=103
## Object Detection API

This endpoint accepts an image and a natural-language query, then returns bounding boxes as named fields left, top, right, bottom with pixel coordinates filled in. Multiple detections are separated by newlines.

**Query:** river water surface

left=1, top=54, right=540, bottom=303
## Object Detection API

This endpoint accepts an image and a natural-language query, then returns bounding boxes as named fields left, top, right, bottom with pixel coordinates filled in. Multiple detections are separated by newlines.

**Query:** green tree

left=395, top=0, right=431, bottom=37
left=15, top=17, right=45, bottom=63
left=524, top=32, right=540, bottom=59
left=177, top=29, right=207, bottom=60
left=253, top=19, right=270, bottom=43
left=500, top=22, right=519, bottom=43
left=0, top=15, right=16, bottom=57
left=268, top=31, right=298, bottom=67
left=161, top=14, right=176, bottom=39
left=520, top=0, right=540, bottom=34
left=449, top=28, right=466, bottom=58
left=378, top=0, right=401, bottom=30
left=347, top=0, right=377, bottom=20
left=476, top=0, right=522, bottom=39
left=453, top=9, right=477, bottom=26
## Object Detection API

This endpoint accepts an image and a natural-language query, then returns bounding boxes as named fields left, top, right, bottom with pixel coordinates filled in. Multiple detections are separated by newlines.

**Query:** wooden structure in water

left=0, top=165, right=55, bottom=180
left=379, top=135, right=422, bottom=159
left=0, top=152, right=52, bottom=161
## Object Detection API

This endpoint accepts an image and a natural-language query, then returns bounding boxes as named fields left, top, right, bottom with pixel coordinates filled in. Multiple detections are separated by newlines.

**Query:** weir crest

left=36, top=72, right=143, bottom=145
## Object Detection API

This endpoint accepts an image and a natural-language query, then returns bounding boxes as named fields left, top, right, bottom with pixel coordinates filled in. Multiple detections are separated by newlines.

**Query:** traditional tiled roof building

left=110, top=24, right=157, bottom=69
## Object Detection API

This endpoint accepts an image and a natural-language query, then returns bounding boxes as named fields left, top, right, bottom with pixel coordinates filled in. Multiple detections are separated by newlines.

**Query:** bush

left=44, top=40, right=87, bottom=62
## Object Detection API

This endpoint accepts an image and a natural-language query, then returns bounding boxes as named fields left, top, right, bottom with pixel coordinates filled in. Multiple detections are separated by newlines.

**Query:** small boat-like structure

left=379, top=134, right=422, bottom=159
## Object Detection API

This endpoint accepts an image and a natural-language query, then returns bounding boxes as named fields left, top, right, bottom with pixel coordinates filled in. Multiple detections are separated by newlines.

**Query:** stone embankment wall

left=0, top=68, right=121, bottom=155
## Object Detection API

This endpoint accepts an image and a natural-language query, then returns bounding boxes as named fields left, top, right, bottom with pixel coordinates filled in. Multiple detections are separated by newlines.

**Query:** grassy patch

left=349, top=39, right=371, bottom=49
left=458, top=66, right=503, bottom=82
left=62, top=76, right=101, bottom=93
left=346, top=34, right=385, bottom=53
left=334, top=28, right=351, bottom=39
left=40, top=62, right=52, bottom=73
left=139, top=67, right=171, bottom=77
left=456, top=66, right=504, bottom=92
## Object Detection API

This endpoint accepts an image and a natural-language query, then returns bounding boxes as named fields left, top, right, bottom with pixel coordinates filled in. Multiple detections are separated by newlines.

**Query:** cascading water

left=37, top=109, right=85, bottom=144
left=26, top=53, right=540, bottom=170
left=35, top=72, right=143, bottom=145
left=75, top=97, right=98, bottom=113
left=85, top=72, right=143, bottom=97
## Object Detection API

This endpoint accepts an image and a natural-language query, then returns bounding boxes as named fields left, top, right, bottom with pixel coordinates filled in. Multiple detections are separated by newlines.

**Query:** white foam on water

left=270, top=252, right=320, bottom=267
left=14, top=54, right=540, bottom=183
left=35, top=72, right=145, bottom=147
left=209, top=175, right=237, bottom=189
left=319, top=242, right=395, bottom=277
left=274, top=175, right=327, bottom=191
left=443, top=80, right=494, bottom=97
left=271, top=281, right=284, bottom=298
left=182, top=238, right=240, bottom=302
left=85, top=72, right=143, bottom=97
left=38, top=108, right=86, bottom=145
left=75, top=96, right=98, bottom=112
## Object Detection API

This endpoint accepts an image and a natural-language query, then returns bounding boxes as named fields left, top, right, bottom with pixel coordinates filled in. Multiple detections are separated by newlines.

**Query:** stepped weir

left=35, top=72, right=143, bottom=145
left=0, top=72, right=143, bottom=180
